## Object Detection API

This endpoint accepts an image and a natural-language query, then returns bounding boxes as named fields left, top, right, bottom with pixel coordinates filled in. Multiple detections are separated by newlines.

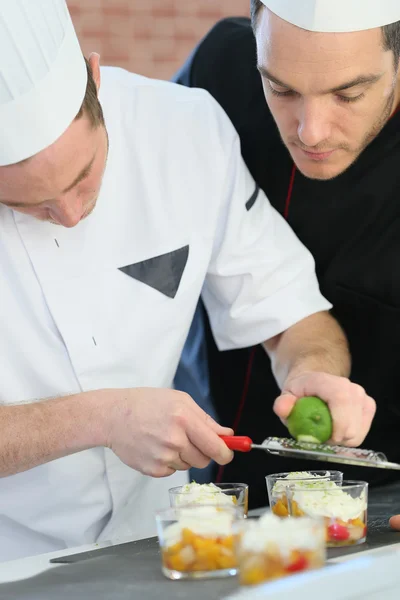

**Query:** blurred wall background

left=68, top=0, right=250, bottom=81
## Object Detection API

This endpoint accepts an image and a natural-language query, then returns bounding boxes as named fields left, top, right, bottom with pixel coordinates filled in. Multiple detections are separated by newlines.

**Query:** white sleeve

left=202, top=133, right=332, bottom=351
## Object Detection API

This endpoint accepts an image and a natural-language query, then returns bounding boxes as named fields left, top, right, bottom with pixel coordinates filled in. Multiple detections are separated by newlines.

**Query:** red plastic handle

left=220, top=436, right=253, bottom=452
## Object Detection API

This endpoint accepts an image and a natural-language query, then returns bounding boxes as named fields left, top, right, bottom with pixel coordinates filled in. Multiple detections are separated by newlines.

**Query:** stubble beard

left=284, top=86, right=397, bottom=181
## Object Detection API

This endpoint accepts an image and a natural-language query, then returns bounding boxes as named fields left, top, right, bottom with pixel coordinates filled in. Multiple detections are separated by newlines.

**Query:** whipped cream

left=271, top=472, right=338, bottom=496
left=173, top=482, right=236, bottom=507
left=240, top=512, right=324, bottom=555
left=292, top=485, right=367, bottom=522
left=163, top=506, right=234, bottom=547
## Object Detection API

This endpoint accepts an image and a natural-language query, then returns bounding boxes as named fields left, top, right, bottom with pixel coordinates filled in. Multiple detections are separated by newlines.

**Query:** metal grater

left=221, top=435, right=400, bottom=470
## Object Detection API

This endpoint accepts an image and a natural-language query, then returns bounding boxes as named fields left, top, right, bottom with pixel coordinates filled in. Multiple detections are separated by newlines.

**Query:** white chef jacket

left=0, top=67, right=331, bottom=561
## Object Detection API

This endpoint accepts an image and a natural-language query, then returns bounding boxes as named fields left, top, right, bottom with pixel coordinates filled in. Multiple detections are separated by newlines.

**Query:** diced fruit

left=272, top=499, right=289, bottom=517
left=167, top=541, right=182, bottom=555
left=239, top=548, right=321, bottom=586
left=162, top=531, right=236, bottom=573
left=350, top=518, right=365, bottom=528
left=291, top=500, right=305, bottom=517
left=241, top=565, right=268, bottom=586
left=348, top=526, right=365, bottom=543
left=220, top=535, right=234, bottom=548
left=327, top=522, right=350, bottom=541
left=181, top=528, right=195, bottom=545
left=272, top=496, right=305, bottom=518
left=287, top=554, right=308, bottom=573
left=216, top=548, right=236, bottom=570
left=164, top=545, right=195, bottom=571
left=347, top=519, right=367, bottom=543
left=180, top=545, right=196, bottom=564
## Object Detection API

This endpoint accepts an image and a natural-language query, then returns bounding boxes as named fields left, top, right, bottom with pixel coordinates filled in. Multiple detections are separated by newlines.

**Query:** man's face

left=255, top=9, right=400, bottom=180
left=0, top=108, right=108, bottom=228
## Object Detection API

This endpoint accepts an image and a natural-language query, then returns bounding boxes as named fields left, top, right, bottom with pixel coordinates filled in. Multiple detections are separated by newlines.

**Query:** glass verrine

left=286, top=480, right=368, bottom=547
left=266, top=470, right=343, bottom=517
left=156, top=504, right=240, bottom=580
left=235, top=512, right=326, bottom=586
left=169, top=482, right=249, bottom=516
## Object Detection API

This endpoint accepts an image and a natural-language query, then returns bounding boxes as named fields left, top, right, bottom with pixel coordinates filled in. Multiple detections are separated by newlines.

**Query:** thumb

left=389, top=515, right=400, bottom=530
left=273, top=392, right=297, bottom=421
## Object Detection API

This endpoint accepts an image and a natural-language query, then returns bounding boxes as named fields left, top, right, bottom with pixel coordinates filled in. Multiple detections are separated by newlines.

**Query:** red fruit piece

left=287, top=555, right=308, bottom=572
left=328, top=522, right=350, bottom=541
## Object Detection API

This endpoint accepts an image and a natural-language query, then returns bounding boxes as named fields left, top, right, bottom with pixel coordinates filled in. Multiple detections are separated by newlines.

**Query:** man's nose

left=297, top=98, right=332, bottom=148
left=49, top=195, right=84, bottom=228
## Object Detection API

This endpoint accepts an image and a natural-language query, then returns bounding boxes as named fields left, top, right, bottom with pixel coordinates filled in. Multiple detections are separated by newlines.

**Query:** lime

left=287, top=396, right=332, bottom=444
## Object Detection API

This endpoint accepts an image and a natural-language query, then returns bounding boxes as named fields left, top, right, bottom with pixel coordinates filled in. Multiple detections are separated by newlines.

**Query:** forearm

left=263, top=312, right=351, bottom=389
left=0, top=390, right=111, bottom=477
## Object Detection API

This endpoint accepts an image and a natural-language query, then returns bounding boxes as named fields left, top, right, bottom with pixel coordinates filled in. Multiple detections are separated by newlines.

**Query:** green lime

left=287, top=396, right=333, bottom=444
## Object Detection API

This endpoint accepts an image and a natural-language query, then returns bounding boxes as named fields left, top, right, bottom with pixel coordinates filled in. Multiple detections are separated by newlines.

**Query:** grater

left=220, top=435, right=400, bottom=470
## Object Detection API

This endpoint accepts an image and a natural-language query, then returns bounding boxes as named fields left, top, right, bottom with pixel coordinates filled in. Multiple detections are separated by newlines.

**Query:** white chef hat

left=0, top=0, right=87, bottom=166
left=259, top=0, right=400, bottom=33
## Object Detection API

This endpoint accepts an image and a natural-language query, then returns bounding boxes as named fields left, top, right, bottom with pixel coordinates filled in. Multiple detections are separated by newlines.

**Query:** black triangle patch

left=119, top=245, right=189, bottom=299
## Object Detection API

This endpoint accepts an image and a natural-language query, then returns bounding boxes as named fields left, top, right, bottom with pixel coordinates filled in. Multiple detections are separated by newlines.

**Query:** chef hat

left=0, top=0, right=87, bottom=166
left=259, top=0, right=400, bottom=33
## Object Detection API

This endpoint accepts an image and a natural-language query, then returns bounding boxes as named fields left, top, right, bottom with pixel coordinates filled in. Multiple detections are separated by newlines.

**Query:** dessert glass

left=169, top=482, right=249, bottom=516
left=156, top=505, right=240, bottom=580
left=266, top=471, right=343, bottom=518
left=285, top=480, right=368, bottom=547
left=235, top=512, right=326, bottom=586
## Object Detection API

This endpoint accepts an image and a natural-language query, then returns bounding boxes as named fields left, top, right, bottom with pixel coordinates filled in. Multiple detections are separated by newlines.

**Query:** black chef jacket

left=173, top=17, right=400, bottom=509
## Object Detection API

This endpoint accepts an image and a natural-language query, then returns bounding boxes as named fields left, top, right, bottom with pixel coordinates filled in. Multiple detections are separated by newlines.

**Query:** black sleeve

left=172, top=17, right=253, bottom=90
left=172, top=17, right=261, bottom=135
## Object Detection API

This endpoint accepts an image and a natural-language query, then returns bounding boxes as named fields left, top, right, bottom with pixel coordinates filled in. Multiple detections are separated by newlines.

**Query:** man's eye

left=268, top=82, right=296, bottom=98
left=336, top=93, right=365, bottom=104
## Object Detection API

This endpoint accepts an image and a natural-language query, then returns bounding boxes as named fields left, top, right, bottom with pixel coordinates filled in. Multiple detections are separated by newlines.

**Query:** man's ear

left=88, top=52, right=101, bottom=92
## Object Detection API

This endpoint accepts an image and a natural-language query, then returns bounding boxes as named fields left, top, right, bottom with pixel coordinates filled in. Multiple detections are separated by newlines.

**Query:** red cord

left=232, top=347, right=257, bottom=433
left=284, top=164, right=296, bottom=219
left=216, top=346, right=257, bottom=483
left=216, top=165, right=296, bottom=484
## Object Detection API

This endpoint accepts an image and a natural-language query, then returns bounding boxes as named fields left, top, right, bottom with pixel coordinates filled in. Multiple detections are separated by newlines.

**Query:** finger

left=163, top=467, right=177, bottom=477
left=210, top=423, right=234, bottom=436
left=359, top=395, right=377, bottom=437
left=330, top=401, right=363, bottom=445
left=273, top=393, right=297, bottom=420
left=332, top=394, right=376, bottom=447
left=186, top=417, right=234, bottom=465
left=193, top=412, right=234, bottom=438
left=344, top=395, right=376, bottom=447
left=389, top=515, right=400, bottom=531
left=180, top=445, right=211, bottom=470
left=180, top=393, right=234, bottom=436
left=168, top=458, right=191, bottom=471
left=278, top=372, right=328, bottom=399
left=150, top=465, right=177, bottom=478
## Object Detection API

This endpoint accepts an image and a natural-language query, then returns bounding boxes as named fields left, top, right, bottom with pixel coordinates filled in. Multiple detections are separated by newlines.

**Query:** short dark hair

left=383, top=22, right=400, bottom=63
left=250, top=0, right=400, bottom=62
left=76, top=58, right=105, bottom=128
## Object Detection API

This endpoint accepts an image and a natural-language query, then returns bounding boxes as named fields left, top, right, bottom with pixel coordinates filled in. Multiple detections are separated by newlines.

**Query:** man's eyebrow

left=62, top=153, right=96, bottom=193
left=257, top=65, right=383, bottom=94
left=1, top=154, right=96, bottom=209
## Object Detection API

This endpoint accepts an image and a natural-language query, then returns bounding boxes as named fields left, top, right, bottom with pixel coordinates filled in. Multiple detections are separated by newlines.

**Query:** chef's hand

left=389, top=515, right=400, bottom=530
left=105, top=388, right=234, bottom=477
left=273, top=372, right=376, bottom=447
